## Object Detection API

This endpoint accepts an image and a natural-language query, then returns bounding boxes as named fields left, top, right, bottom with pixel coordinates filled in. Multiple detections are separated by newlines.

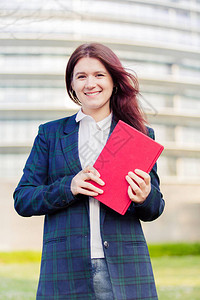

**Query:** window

left=157, top=156, right=177, bottom=177
left=176, top=127, right=200, bottom=145
left=179, top=96, right=200, bottom=113
left=151, top=124, right=175, bottom=143
left=0, top=120, right=39, bottom=145
left=177, top=158, right=200, bottom=178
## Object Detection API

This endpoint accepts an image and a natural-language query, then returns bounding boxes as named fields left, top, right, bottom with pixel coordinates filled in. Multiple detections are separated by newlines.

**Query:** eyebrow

left=74, top=71, right=107, bottom=77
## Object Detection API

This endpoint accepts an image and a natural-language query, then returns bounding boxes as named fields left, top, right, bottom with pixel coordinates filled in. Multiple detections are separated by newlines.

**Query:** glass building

left=1, top=0, right=200, bottom=249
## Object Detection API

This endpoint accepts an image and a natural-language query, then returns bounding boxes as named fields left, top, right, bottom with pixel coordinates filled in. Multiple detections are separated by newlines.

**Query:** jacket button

left=104, top=241, right=109, bottom=249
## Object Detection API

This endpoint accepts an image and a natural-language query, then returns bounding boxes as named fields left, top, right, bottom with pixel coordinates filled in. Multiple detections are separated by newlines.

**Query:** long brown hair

left=65, top=43, right=147, bottom=134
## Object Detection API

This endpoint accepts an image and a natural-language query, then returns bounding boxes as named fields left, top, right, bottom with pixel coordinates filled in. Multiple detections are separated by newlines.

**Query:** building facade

left=0, top=0, right=200, bottom=250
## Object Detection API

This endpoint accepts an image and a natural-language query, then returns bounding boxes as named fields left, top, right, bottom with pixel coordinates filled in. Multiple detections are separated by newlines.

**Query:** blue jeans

left=91, top=258, right=114, bottom=300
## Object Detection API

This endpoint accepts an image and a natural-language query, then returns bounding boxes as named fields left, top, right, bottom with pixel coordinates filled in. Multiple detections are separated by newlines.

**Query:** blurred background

left=0, top=0, right=200, bottom=252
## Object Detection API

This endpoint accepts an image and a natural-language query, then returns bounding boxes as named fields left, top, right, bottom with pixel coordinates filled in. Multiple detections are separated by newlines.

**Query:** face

left=71, top=57, right=114, bottom=121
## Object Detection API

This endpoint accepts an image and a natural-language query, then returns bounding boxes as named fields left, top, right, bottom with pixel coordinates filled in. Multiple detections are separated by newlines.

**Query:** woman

left=14, top=43, right=165, bottom=300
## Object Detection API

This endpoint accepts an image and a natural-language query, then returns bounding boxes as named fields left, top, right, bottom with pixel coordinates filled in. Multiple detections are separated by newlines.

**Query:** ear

left=113, top=86, right=118, bottom=94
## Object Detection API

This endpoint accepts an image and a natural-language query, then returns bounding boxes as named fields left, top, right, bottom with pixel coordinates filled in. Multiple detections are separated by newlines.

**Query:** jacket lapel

left=60, top=114, right=82, bottom=175
left=60, top=113, right=118, bottom=221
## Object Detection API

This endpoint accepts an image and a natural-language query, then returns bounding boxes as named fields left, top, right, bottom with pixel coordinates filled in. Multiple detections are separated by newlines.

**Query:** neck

left=81, top=108, right=111, bottom=122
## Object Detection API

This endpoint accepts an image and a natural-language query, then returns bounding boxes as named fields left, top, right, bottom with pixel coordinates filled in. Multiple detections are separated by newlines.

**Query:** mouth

left=84, top=91, right=101, bottom=96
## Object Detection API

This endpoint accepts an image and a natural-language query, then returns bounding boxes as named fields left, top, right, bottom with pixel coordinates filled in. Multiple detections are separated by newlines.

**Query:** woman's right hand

left=71, top=165, right=105, bottom=197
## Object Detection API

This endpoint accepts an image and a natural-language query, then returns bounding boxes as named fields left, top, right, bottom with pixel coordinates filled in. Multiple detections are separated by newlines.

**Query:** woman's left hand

left=125, top=169, right=151, bottom=204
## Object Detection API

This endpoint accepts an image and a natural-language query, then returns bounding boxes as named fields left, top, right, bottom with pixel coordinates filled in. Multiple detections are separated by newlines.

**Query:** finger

left=127, top=185, right=137, bottom=201
left=127, top=185, right=146, bottom=204
left=82, top=171, right=105, bottom=186
left=71, top=177, right=103, bottom=196
left=81, top=181, right=104, bottom=194
left=76, top=187, right=99, bottom=197
left=127, top=172, right=146, bottom=189
left=126, top=175, right=141, bottom=195
left=134, top=169, right=151, bottom=184
left=83, top=165, right=101, bottom=177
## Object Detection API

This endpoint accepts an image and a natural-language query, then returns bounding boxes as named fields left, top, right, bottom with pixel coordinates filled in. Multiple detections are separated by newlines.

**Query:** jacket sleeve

left=13, top=125, right=82, bottom=217
left=128, top=127, right=165, bottom=221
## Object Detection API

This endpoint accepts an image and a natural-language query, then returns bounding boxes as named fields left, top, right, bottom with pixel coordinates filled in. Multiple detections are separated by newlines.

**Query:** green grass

left=153, top=256, right=200, bottom=300
left=0, top=246, right=200, bottom=299
left=0, top=251, right=41, bottom=264
left=0, top=252, right=41, bottom=299
left=149, top=243, right=200, bottom=257
left=0, top=263, right=39, bottom=300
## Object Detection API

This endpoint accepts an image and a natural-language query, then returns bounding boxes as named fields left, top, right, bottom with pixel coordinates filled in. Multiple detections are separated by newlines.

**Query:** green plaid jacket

left=14, top=113, right=165, bottom=300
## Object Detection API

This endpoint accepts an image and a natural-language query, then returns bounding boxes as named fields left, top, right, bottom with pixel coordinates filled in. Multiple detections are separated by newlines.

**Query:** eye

left=96, top=73, right=104, bottom=77
left=77, top=75, right=86, bottom=79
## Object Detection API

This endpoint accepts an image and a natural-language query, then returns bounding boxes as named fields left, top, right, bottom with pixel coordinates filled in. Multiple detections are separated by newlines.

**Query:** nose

left=85, top=75, right=96, bottom=89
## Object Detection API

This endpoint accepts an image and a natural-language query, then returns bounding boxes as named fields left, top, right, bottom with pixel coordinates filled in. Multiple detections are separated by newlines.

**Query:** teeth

left=85, top=91, right=100, bottom=96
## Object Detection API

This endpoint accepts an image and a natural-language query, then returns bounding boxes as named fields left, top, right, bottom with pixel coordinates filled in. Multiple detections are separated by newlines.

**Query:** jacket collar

left=63, top=113, right=78, bottom=135
left=63, top=112, right=117, bottom=137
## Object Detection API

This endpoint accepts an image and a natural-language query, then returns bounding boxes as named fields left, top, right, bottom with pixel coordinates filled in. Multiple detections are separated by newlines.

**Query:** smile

left=84, top=91, right=101, bottom=96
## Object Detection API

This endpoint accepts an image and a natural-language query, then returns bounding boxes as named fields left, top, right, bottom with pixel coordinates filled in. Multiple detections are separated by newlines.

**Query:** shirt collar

left=75, top=109, right=91, bottom=123
left=75, top=109, right=112, bottom=131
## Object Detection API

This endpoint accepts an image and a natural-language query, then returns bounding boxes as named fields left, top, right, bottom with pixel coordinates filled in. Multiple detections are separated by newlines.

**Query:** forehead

left=73, top=57, right=107, bottom=73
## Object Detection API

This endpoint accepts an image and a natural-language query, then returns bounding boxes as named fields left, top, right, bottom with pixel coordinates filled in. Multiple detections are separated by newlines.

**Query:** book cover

left=89, top=120, right=164, bottom=215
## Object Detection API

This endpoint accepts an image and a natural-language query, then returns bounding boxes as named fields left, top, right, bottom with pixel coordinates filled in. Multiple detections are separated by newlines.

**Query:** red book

left=90, top=120, right=164, bottom=215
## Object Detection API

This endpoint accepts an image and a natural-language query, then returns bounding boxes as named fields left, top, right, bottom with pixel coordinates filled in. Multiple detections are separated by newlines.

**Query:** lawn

left=0, top=263, right=39, bottom=300
left=0, top=250, right=200, bottom=299
left=152, top=256, right=200, bottom=300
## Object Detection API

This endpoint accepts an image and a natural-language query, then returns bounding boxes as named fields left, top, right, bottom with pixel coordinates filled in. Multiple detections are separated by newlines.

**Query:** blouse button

left=104, top=241, right=109, bottom=249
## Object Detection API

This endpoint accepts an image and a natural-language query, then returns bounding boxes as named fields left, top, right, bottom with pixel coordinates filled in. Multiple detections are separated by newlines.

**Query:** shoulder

left=146, top=126, right=155, bottom=140
left=39, top=113, right=77, bottom=135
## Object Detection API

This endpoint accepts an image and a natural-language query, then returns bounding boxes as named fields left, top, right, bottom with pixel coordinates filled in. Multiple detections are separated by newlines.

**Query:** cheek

left=108, top=80, right=114, bottom=93
left=72, top=82, right=81, bottom=94
left=107, top=84, right=114, bottom=95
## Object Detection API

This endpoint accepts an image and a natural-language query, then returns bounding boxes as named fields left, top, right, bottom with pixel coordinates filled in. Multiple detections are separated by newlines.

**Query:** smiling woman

left=66, top=43, right=147, bottom=134
left=14, top=42, right=165, bottom=300
left=71, top=57, right=114, bottom=121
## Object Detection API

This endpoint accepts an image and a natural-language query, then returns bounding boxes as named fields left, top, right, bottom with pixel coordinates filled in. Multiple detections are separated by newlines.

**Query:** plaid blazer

left=14, top=113, right=165, bottom=300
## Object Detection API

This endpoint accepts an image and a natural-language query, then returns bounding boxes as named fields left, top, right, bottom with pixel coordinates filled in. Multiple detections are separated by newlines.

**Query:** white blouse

left=76, top=109, right=112, bottom=258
